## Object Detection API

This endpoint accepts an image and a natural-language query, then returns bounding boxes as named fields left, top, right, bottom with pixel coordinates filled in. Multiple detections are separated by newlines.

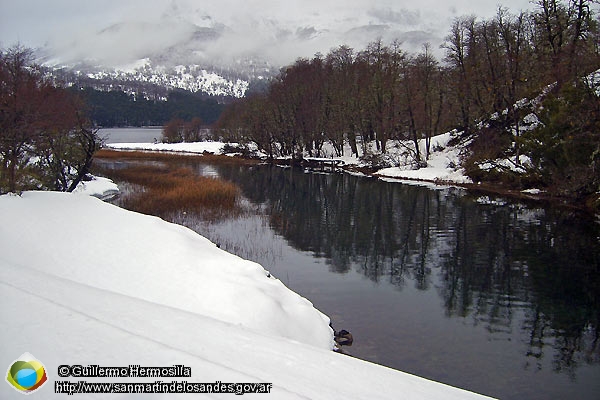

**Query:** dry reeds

left=95, top=162, right=240, bottom=218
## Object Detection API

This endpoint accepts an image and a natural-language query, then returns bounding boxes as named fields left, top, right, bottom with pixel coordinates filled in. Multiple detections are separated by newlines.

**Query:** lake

left=97, top=129, right=600, bottom=400
left=99, top=127, right=163, bottom=144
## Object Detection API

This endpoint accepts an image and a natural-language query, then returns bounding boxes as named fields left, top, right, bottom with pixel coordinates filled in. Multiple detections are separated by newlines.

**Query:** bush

left=521, top=83, right=600, bottom=198
left=221, top=143, right=259, bottom=158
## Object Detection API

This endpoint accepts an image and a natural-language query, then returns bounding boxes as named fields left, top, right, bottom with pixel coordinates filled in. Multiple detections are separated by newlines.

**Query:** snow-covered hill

left=0, top=191, right=494, bottom=399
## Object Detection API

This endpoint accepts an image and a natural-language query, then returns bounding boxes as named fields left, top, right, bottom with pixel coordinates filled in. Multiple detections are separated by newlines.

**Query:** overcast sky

left=0, top=0, right=536, bottom=67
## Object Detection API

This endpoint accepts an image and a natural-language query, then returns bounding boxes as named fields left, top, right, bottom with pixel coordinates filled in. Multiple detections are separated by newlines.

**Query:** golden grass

left=94, top=162, right=240, bottom=218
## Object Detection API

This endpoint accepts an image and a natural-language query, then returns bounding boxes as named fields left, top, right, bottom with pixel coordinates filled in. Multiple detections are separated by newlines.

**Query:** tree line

left=0, top=46, right=101, bottom=194
left=75, top=87, right=225, bottom=127
left=216, top=0, right=599, bottom=198
left=161, top=117, right=212, bottom=143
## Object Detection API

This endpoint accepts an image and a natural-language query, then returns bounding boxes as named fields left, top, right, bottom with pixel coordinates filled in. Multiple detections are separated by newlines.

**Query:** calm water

left=98, top=130, right=600, bottom=400
left=195, top=164, right=600, bottom=400
left=98, top=127, right=162, bottom=144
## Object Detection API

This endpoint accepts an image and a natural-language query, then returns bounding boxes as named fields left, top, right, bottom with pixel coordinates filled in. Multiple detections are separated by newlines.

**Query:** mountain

left=44, top=57, right=273, bottom=100
left=32, top=2, right=445, bottom=101
left=38, top=16, right=281, bottom=100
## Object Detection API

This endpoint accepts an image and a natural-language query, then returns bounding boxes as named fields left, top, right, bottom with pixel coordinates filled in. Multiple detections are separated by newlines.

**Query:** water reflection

left=213, top=164, right=600, bottom=379
left=439, top=201, right=600, bottom=378
left=96, top=157, right=600, bottom=399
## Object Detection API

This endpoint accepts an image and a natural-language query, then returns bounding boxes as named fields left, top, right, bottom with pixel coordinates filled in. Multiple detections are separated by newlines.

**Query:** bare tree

left=444, top=16, right=477, bottom=136
left=0, top=45, right=100, bottom=194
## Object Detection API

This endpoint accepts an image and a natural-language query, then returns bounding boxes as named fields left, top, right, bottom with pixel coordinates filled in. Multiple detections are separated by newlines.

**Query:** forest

left=75, top=88, right=225, bottom=127
left=216, top=0, right=600, bottom=205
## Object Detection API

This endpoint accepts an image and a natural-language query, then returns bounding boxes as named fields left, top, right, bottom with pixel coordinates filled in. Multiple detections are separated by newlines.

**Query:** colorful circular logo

left=6, top=353, right=48, bottom=395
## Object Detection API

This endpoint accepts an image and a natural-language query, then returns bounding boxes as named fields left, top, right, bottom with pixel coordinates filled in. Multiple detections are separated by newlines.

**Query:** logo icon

left=6, top=353, right=48, bottom=395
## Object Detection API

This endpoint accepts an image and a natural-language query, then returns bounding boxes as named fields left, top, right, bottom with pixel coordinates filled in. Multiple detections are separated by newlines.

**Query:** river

left=99, top=129, right=600, bottom=400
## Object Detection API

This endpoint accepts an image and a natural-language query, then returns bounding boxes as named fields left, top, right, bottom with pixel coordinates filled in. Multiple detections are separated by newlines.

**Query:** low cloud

left=1, top=0, right=535, bottom=68
left=368, top=8, right=422, bottom=26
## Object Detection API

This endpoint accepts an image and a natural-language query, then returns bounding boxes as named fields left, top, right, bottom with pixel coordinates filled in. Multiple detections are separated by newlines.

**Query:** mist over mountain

left=3, top=0, right=534, bottom=98
left=33, top=8, right=441, bottom=98
left=33, top=1, right=445, bottom=68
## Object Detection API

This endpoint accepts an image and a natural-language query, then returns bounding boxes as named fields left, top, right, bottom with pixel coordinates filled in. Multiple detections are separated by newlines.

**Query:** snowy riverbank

left=0, top=189, right=494, bottom=399
left=105, top=131, right=475, bottom=187
left=105, top=134, right=575, bottom=210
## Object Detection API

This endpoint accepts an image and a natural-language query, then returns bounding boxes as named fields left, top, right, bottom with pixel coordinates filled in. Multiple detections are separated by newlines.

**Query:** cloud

left=0, top=0, right=536, bottom=68
left=368, top=8, right=422, bottom=26
left=46, top=19, right=199, bottom=66
left=296, top=26, right=319, bottom=41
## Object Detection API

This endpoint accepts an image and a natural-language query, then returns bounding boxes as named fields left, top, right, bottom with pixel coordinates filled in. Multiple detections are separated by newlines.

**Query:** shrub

left=521, top=83, right=600, bottom=198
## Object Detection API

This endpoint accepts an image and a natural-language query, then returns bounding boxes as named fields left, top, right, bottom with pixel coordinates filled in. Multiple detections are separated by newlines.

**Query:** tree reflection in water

left=215, top=164, right=599, bottom=378
left=98, top=156, right=599, bottom=396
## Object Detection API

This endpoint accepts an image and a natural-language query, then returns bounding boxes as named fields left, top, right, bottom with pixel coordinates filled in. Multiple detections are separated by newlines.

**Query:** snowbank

left=73, top=176, right=119, bottom=200
left=0, top=192, right=494, bottom=399
left=0, top=191, right=332, bottom=349
left=106, top=141, right=226, bottom=154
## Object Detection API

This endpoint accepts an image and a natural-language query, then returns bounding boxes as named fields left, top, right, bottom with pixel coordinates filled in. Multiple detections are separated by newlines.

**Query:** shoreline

left=98, top=146, right=599, bottom=217
left=3, top=191, right=500, bottom=399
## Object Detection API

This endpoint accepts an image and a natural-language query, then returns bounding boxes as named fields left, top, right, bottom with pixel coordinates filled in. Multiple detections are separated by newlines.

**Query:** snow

left=377, top=177, right=453, bottom=190
left=585, top=68, right=600, bottom=96
left=70, top=59, right=249, bottom=98
left=375, top=132, right=473, bottom=184
left=105, top=131, right=474, bottom=188
left=72, top=176, right=119, bottom=200
left=476, top=196, right=508, bottom=206
left=106, top=141, right=226, bottom=154
left=477, top=155, right=533, bottom=174
left=0, top=191, right=332, bottom=349
left=0, top=191, right=494, bottom=399
left=521, top=188, right=543, bottom=195
left=114, top=57, right=152, bottom=74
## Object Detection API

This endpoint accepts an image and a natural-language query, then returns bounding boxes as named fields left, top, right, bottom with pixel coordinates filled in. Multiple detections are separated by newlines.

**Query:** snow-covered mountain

left=30, top=0, right=448, bottom=100
left=45, top=57, right=272, bottom=99
left=49, top=58, right=263, bottom=99
left=8, top=1, right=540, bottom=101
left=37, top=16, right=279, bottom=99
